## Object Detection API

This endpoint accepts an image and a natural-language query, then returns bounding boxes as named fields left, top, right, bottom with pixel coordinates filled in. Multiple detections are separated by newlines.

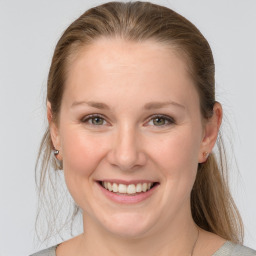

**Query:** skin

left=48, top=38, right=224, bottom=256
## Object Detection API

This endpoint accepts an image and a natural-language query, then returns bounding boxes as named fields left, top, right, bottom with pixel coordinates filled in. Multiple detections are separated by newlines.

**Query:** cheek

left=149, top=125, right=202, bottom=205
left=151, top=127, right=201, bottom=173
left=59, top=126, right=110, bottom=208
left=150, top=127, right=202, bottom=214
left=60, top=126, right=109, bottom=180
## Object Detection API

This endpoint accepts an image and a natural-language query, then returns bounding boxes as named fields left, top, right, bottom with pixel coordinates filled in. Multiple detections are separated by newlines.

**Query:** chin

left=98, top=211, right=156, bottom=238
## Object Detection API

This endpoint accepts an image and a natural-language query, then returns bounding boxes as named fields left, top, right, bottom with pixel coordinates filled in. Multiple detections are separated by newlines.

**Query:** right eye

left=81, top=114, right=107, bottom=126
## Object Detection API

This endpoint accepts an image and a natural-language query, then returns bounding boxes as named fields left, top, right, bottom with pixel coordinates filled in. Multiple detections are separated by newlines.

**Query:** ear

left=47, top=101, right=62, bottom=160
left=198, top=102, right=222, bottom=163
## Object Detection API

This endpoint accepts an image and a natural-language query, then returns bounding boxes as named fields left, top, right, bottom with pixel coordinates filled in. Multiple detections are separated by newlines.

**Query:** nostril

left=107, top=141, right=147, bottom=171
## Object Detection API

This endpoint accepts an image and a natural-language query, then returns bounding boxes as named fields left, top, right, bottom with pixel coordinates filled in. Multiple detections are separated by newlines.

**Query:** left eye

left=148, top=115, right=175, bottom=126
left=90, top=117, right=105, bottom=125
left=82, top=115, right=107, bottom=125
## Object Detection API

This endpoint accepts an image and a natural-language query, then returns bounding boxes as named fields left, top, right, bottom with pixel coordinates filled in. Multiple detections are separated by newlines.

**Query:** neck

left=76, top=211, right=199, bottom=256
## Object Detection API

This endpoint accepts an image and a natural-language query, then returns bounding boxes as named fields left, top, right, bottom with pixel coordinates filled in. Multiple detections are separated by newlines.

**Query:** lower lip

left=97, top=182, right=159, bottom=204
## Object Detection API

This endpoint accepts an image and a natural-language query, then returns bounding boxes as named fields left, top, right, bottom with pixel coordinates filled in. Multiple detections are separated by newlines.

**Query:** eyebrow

left=144, top=101, right=186, bottom=110
left=71, top=101, right=110, bottom=110
left=71, top=100, right=185, bottom=110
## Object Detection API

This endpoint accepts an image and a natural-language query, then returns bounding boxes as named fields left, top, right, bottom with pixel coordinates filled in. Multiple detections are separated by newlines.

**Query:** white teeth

left=142, top=183, right=148, bottom=192
left=118, top=184, right=127, bottom=193
left=102, top=181, right=154, bottom=194
left=136, top=183, right=142, bottom=192
left=112, top=183, right=118, bottom=192
left=107, top=183, right=112, bottom=192
left=127, top=184, right=136, bottom=194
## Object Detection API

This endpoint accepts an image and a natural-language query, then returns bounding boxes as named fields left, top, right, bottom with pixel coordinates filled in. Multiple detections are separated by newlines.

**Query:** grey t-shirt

left=30, top=241, right=256, bottom=256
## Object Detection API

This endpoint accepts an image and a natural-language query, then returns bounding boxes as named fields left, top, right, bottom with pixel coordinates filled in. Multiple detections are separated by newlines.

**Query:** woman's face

left=51, top=38, right=210, bottom=237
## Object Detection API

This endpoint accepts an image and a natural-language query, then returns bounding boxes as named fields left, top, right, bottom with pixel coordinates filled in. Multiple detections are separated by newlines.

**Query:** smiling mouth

left=99, top=181, right=159, bottom=196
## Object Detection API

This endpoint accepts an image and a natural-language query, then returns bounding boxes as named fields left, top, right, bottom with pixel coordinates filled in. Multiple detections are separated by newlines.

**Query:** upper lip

left=98, top=179, right=159, bottom=185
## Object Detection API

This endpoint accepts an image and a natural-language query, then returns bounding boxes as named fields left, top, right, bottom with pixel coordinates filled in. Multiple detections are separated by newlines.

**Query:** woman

left=31, top=1, right=256, bottom=255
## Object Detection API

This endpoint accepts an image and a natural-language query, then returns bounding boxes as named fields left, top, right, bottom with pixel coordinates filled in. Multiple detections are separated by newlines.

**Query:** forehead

left=63, top=38, right=199, bottom=110
left=68, top=38, right=189, bottom=76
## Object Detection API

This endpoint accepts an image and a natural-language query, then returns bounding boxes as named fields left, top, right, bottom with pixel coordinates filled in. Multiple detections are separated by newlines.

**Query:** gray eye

left=152, top=117, right=166, bottom=126
left=91, top=117, right=105, bottom=125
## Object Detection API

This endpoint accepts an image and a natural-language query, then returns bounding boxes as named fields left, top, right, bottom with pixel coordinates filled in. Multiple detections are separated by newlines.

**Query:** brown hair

left=36, top=1, right=243, bottom=243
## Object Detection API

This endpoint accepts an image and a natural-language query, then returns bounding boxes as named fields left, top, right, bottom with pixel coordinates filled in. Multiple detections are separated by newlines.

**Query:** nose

left=107, top=126, right=147, bottom=171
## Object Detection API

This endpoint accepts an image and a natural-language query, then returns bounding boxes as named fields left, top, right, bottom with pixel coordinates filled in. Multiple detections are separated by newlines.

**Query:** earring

left=203, top=151, right=209, bottom=159
left=54, top=149, right=59, bottom=156
left=53, top=149, right=63, bottom=170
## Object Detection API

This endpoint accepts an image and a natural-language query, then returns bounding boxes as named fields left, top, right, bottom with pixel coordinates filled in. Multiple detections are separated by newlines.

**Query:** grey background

left=0, top=0, right=255, bottom=255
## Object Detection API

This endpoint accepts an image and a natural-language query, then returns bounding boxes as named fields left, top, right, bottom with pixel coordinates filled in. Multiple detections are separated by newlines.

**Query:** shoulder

left=213, top=241, right=256, bottom=256
left=29, top=245, right=57, bottom=256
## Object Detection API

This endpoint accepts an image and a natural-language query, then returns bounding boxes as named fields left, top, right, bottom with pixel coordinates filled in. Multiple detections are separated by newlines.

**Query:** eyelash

left=81, top=114, right=107, bottom=126
left=81, top=114, right=175, bottom=127
left=146, top=114, right=176, bottom=127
